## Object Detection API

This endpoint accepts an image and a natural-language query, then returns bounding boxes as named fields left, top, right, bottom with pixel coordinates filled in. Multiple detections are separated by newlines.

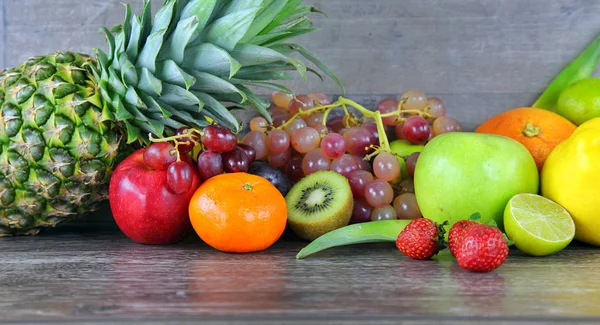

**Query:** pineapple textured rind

left=0, top=53, right=125, bottom=235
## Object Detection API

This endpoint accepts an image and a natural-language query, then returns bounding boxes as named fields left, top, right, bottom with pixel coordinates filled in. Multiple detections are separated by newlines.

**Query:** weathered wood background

left=1, top=0, right=600, bottom=130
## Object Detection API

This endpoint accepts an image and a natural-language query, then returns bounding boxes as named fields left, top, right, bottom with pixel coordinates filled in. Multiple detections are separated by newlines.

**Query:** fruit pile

left=241, top=90, right=462, bottom=225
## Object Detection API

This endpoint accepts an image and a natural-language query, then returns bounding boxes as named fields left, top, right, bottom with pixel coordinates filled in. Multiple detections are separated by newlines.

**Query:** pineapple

left=0, top=0, right=343, bottom=235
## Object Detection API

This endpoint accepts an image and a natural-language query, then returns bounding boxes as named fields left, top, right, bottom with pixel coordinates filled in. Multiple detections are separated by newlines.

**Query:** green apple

left=389, top=140, right=424, bottom=179
left=414, top=132, right=539, bottom=230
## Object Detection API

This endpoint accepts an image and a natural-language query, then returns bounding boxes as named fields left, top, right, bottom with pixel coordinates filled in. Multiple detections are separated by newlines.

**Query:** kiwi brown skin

left=285, top=171, right=354, bottom=241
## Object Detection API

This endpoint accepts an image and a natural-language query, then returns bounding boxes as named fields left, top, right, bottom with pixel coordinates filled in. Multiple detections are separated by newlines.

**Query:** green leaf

left=161, top=83, right=204, bottom=109
left=187, top=70, right=246, bottom=100
left=123, top=120, right=141, bottom=144
left=138, top=67, right=163, bottom=96
left=119, top=54, right=138, bottom=86
left=181, top=0, right=217, bottom=34
left=203, top=7, right=260, bottom=52
left=261, top=0, right=302, bottom=35
left=296, top=220, right=412, bottom=259
left=241, top=0, right=288, bottom=43
left=231, top=43, right=288, bottom=66
left=533, top=35, right=600, bottom=111
left=99, top=27, right=116, bottom=61
left=231, top=78, right=293, bottom=94
left=138, top=92, right=172, bottom=119
left=156, top=60, right=197, bottom=90
left=150, top=0, right=176, bottom=35
left=124, top=87, right=147, bottom=109
left=156, top=98, right=210, bottom=128
left=136, top=28, right=168, bottom=73
left=107, top=68, right=126, bottom=96
left=112, top=95, right=134, bottom=121
left=139, top=0, right=153, bottom=48
left=126, top=16, right=142, bottom=60
left=165, top=16, right=200, bottom=64
left=183, top=43, right=241, bottom=78
left=193, top=92, right=240, bottom=131
left=122, top=4, right=133, bottom=49
left=253, top=28, right=317, bottom=46
left=220, top=0, right=262, bottom=16
left=275, top=43, right=346, bottom=93
left=235, top=84, right=272, bottom=122
left=125, top=100, right=165, bottom=137
left=272, top=16, right=312, bottom=33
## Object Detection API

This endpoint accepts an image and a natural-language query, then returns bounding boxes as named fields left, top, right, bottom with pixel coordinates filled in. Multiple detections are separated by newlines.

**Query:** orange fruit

left=189, top=172, right=287, bottom=253
left=475, top=107, right=576, bottom=172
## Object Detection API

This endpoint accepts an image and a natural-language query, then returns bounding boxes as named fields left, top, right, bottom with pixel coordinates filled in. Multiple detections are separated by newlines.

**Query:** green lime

left=556, top=77, right=600, bottom=125
left=504, top=193, right=575, bottom=256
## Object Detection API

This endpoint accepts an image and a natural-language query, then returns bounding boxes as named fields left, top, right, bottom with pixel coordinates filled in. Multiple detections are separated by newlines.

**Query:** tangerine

left=189, top=173, right=287, bottom=253
left=475, top=107, right=576, bottom=172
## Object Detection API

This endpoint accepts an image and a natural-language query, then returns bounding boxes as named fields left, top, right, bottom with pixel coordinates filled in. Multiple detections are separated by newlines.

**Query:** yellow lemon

left=541, top=117, right=600, bottom=245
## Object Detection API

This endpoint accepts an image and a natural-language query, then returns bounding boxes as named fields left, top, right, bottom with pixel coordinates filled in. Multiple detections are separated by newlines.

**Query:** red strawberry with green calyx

left=396, top=218, right=448, bottom=260
left=448, top=212, right=482, bottom=257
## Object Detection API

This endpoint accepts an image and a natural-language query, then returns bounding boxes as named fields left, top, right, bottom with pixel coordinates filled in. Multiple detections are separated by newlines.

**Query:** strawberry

left=454, top=223, right=509, bottom=272
left=448, top=220, right=478, bottom=257
left=396, top=218, right=446, bottom=260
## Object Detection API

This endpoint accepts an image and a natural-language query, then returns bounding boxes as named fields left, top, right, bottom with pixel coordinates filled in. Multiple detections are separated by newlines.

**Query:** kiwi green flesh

left=285, top=171, right=353, bottom=241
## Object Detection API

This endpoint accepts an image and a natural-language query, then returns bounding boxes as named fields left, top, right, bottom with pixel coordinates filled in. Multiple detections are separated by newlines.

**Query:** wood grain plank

left=0, top=0, right=5, bottom=69
left=1, top=227, right=600, bottom=324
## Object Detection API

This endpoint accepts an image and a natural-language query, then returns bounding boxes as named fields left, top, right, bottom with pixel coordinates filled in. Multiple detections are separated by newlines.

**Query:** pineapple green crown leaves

left=93, top=0, right=344, bottom=144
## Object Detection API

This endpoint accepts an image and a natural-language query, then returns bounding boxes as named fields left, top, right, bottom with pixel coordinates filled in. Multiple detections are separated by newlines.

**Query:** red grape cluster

left=241, top=90, right=463, bottom=225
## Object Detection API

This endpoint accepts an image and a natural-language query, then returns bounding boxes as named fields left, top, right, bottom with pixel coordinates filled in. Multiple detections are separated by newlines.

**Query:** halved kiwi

left=285, top=171, right=354, bottom=241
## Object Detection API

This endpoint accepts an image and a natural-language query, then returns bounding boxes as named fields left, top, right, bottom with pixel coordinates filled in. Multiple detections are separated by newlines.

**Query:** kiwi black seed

left=285, top=171, right=354, bottom=241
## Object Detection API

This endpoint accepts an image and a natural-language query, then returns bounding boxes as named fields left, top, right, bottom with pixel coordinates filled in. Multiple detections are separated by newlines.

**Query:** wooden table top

left=2, top=211, right=600, bottom=325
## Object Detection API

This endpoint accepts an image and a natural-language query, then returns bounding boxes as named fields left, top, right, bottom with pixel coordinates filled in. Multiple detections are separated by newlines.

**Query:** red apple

left=109, top=148, right=201, bottom=245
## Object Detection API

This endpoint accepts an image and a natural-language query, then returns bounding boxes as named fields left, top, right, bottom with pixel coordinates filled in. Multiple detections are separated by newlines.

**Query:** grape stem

left=276, top=96, right=432, bottom=159
left=148, top=129, right=203, bottom=162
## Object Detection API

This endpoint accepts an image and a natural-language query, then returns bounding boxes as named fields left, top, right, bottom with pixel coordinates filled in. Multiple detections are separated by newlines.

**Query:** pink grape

left=284, top=119, right=307, bottom=136
left=314, top=124, right=329, bottom=136
left=307, top=92, right=331, bottom=106
left=196, top=150, right=223, bottom=181
left=302, top=149, right=331, bottom=175
left=272, top=91, right=294, bottom=109
left=320, top=133, right=346, bottom=160
left=364, top=179, right=394, bottom=208
left=284, top=156, right=304, bottom=182
left=268, top=129, right=290, bottom=154
left=371, top=205, right=397, bottom=221
left=361, top=121, right=379, bottom=140
left=268, top=105, right=287, bottom=116
left=143, top=142, right=177, bottom=170
left=401, top=115, right=432, bottom=145
left=405, top=152, right=420, bottom=178
left=166, top=161, right=195, bottom=194
left=401, top=89, right=428, bottom=111
left=304, top=112, right=324, bottom=127
left=241, top=131, right=269, bottom=160
left=202, top=124, right=238, bottom=152
left=268, top=147, right=291, bottom=168
left=393, top=193, right=422, bottom=220
left=344, top=127, right=376, bottom=156
left=347, top=170, right=374, bottom=198
left=425, top=97, right=447, bottom=119
left=398, top=179, right=415, bottom=194
left=329, top=154, right=360, bottom=177
left=326, top=115, right=345, bottom=133
left=373, top=152, right=401, bottom=182
left=291, top=127, right=320, bottom=153
left=250, top=117, right=269, bottom=133
left=272, top=112, right=291, bottom=127
left=394, top=123, right=405, bottom=140
left=376, top=98, right=400, bottom=126
left=433, top=116, right=463, bottom=136
left=351, top=198, right=374, bottom=224
left=288, top=95, right=314, bottom=115
left=354, top=155, right=372, bottom=172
